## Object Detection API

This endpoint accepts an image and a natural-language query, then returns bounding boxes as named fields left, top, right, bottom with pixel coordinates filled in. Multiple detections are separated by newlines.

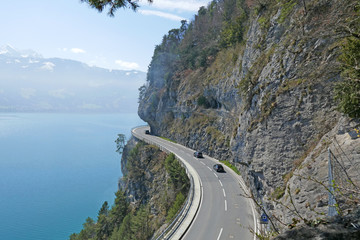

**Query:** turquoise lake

left=0, top=113, right=145, bottom=240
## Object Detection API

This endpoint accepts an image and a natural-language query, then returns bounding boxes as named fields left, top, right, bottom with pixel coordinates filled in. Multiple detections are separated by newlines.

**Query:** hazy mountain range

left=0, top=45, right=146, bottom=113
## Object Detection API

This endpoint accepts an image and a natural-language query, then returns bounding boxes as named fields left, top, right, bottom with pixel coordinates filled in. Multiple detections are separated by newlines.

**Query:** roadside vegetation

left=160, top=136, right=177, bottom=143
left=220, top=160, right=241, bottom=175
left=335, top=2, right=360, bottom=118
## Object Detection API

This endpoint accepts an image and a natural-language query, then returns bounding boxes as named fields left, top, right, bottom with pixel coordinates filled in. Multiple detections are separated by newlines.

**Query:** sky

left=0, top=0, right=211, bottom=72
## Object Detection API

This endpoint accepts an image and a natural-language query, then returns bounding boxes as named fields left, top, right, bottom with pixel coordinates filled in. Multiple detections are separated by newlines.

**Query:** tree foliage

left=165, top=153, right=189, bottom=193
left=70, top=217, right=96, bottom=240
left=115, top=134, right=126, bottom=154
left=80, top=0, right=153, bottom=16
left=166, top=192, right=186, bottom=222
left=335, top=4, right=360, bottom=118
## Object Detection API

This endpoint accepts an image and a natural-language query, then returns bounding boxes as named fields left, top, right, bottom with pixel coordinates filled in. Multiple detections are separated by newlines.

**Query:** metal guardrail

left=131, top=126, right=197, bottom=240
left=156, top=174, right=194, bottom=240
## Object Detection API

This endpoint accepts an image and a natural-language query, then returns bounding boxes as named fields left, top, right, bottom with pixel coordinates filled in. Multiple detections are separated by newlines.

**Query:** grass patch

left=160, top=137, right=176, bottom=143
left=220, top=160, right=240, bottom=175
left=272, top=186, right=286, bottom=200
left=277, top=0, right=297, bottom=24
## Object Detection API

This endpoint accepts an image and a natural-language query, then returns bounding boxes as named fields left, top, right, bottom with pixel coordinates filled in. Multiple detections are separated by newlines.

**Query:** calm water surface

left=0, top=113, right=144, bottom=240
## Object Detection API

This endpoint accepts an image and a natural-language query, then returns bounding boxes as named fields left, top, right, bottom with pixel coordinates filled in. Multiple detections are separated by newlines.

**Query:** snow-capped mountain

left=0, top=45, right=146, bottom=112
left=0, top=44, right=42, bottom=59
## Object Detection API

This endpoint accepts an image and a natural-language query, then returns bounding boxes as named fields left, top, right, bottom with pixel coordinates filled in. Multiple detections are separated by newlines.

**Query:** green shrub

left=166, top=192, right=186, bottom=222
left=272, top=186, right=286, bottom=200
left=335, top=36, right=360, bottom=118
left=220, top=160, right=240, bottom=175
left=277, top=0, right=297, bottom=24
left=165, top=153, right=189, bottom=192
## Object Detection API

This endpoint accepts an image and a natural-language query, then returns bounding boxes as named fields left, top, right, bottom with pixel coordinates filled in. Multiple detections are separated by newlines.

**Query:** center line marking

left=225, top=200, right=227, bottom=211
left=223, top=188, right=226, bottom=198
left=219, top=179, right=223, bottom=187
left=217, top=228, right=223, bottom=240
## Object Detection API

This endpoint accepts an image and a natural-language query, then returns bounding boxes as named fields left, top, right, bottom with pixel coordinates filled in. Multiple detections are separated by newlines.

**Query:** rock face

left=138, top=0, right=359, bottom=234
left=274, top=207, right=360, bottom=240
left=119, top=137, right=181, bottom=227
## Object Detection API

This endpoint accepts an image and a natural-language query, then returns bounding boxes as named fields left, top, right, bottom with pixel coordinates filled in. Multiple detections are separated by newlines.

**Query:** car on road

left=145, top=130, right=150, bottom=134
left=193, top=151, right=203, bottom=158
left=213, top=164, right=224, bottom=172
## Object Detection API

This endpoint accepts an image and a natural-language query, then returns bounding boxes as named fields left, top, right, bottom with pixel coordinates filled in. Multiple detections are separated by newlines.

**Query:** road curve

left=132, top=126, right=257, bottom=240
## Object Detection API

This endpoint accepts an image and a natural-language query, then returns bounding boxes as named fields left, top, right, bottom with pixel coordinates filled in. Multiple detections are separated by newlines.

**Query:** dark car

left=213, top=164, right=224, bottom=172
left=145, top=130, right=150, bottom=135
left=193, top=151, right=203, bottom=158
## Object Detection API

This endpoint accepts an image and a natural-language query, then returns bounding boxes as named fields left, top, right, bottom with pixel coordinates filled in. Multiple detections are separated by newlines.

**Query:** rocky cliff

left=138, top=0, right=360, bottom=235
left=119, top=137, right=189, bottom=237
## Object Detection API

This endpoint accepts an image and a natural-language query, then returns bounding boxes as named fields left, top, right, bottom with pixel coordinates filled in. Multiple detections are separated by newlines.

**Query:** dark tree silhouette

left=81, top=0, right=153, bottom=16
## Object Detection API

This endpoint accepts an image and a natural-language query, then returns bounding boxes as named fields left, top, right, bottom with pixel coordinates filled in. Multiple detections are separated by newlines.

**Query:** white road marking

left=200, top=161, right=206, bottom=165
left=207, top=166, right=212, bottom=171
left=218, top=179, right=223, bottom=187
left=213, top=172, right=218, bottom=178
left=217, top=228, right=223, bottom=240
left=223, top=188, right=226, bottom=198
left=225, top=200, right=227, bottom=211
left=182, top=176, right=204, bottom=240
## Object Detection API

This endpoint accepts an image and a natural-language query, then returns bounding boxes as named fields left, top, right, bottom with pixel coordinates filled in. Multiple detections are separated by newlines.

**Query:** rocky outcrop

left=119, top=137, right=184, bottom=228
left=274, top=207, right=360, bottom=240
left=138, top=0, right=360, bottom=235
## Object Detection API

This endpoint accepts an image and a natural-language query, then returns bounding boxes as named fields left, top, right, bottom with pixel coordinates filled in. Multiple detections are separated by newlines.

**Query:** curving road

left=133, top=126, right=257, bottom=240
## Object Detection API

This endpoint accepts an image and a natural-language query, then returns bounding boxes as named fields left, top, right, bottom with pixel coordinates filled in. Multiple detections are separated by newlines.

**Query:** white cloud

left=115, top=60, right=140, bottom=70
left=0, top=89, right=4, bottom=94
left=40, top=62, right=55, bottom=71
left=143, top=0, right=208, bottom=12
left=29, top=59, right=39, bottom=64
left=71, top=48, right=86, bottom=54
left=139, top=9, right=186, bottom=21
left=20, top=88, right=36, bottom=99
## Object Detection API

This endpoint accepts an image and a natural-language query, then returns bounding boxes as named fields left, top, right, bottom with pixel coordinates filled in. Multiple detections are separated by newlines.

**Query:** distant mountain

left=0, top=45, right=146, bottom=112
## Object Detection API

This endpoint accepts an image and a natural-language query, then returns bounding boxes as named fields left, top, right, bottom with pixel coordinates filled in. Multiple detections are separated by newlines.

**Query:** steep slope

left=139, top=0, right=360, bottom=234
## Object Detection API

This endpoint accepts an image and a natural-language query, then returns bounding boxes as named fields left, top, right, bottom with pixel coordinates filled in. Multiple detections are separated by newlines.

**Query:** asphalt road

left=133, top=126, right=255, bottom=240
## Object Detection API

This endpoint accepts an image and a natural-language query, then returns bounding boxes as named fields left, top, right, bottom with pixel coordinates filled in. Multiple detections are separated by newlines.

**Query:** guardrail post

left=328, top=148, right=337, bottom=217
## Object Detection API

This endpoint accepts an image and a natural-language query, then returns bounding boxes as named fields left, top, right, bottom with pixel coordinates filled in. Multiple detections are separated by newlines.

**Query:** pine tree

left=80, top=0, right=153, bottom=16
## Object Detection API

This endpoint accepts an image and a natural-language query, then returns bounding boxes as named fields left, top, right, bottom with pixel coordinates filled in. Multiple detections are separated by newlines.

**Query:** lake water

left=0, top=113, right=145, bottom=240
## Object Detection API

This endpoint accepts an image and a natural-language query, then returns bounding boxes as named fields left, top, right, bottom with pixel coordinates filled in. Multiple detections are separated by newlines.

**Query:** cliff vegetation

left=138, top=0, right=360, bottom=236
left=69, top=137, right=189, bottom=240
